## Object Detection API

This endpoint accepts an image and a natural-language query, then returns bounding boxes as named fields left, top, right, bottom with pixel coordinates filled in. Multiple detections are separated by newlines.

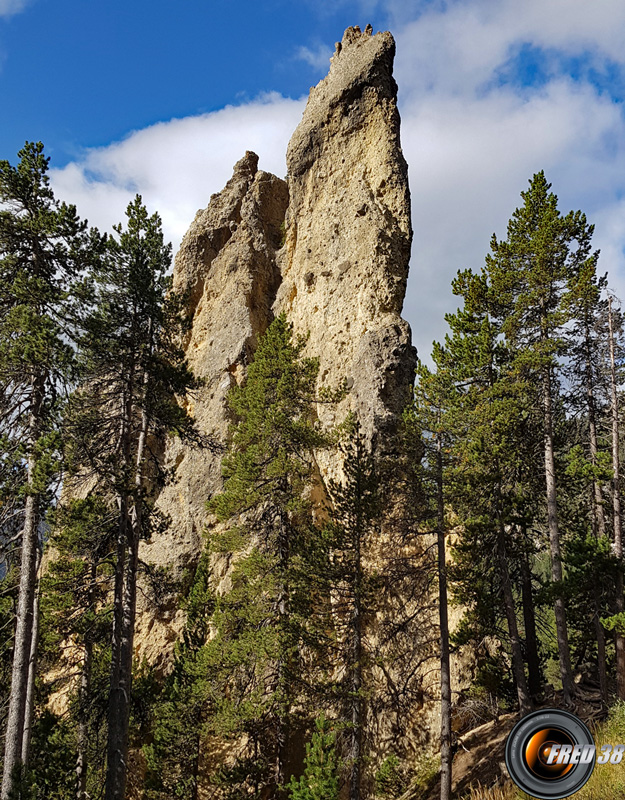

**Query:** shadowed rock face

left=135, top=152, right=288, bottom=671
left=136, top=25, right=416, bottom=670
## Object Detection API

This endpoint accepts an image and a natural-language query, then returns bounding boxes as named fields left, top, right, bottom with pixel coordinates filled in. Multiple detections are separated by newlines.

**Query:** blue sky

left=2, top=0, right=625, bottom=361
left=0, top=0, right=393, bottom=164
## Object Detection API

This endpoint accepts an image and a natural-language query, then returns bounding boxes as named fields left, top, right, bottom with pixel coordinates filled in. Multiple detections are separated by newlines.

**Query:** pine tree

left=607, top=294, right=625, bottom=698
left=142, top=551, right=215, bottom=800
left=406, top=359, right=455, bottom=800
left=560, top=264, right=615, bottom=701
left=288, top=714, right=340, bottom=800
left=41, top=494, right=115, bottom=798
left=484, top=171, right=596, bottom=703
left=63, top=195, right=197, bottom=800
left=207, top=313, right=331, bottom=797
left=325, top=425, right=379, bottom=800
left=0, top=142, right=93, bottom=798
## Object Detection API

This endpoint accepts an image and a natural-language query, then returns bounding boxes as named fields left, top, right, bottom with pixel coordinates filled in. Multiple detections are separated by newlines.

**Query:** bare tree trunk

left=105, top=372, right=149, bottom=800
left=495, top=515, right=532, bottom=716
left=1, top=375, right=44, bottom=800
left=20, top=563, right=41, bottom=767
left=585, top=327, right=607, bottom=539
left=542, top=365, right=575, bottom=703
left=349, top=533, right=363, bottom=800
left=274, top=507, right=291, bottom=797
left=594, top=607, right=608, bottom=705
left=608, top=296, right=625, bottom=700
left=106, top=519, right=139, bottom=800
left=582, top=331, right=609, bottom=702
left=105, top=386, right=132, bottom=800
left=76, top=561, right=97, bottom=800
left=519, top=540, right=542, bottom=699
left=436, top=435, right=452, bottom=800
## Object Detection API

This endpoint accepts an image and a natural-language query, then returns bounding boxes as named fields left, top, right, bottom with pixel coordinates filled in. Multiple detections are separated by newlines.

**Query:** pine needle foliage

left=288, top=714, right=340, bottom=800
left=205, top=313, right=333, bottom=797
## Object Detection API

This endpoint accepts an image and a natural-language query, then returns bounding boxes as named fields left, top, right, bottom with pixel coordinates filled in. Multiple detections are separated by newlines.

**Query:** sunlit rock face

left=137, top=24, right=416, bottom=675
left=275, top=25, right=415, bottom=479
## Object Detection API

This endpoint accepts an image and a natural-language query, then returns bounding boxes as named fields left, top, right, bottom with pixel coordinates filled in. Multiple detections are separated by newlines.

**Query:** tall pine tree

left=207, top=313, right=331, bottom=798
left=0, top=142, right=93, bottom=798
left=64, top=195, right=197, bottom=800
left=485, top=171, right=596, bottom=703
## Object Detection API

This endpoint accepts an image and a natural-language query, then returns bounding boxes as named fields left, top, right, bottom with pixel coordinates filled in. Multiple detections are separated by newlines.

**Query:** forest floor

left=417, top=681, right=609, bottom=799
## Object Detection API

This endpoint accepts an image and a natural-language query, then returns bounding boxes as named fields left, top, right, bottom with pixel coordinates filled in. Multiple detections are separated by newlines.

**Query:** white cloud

left=49, top=0, right=625, bottom=366
left=295, top=44, right=334, bottom=72
left=0, top=0, right=29, bottom=17
left=50, top=94, right=306, bottom=255
left=390, top=0, right=625, bottom=361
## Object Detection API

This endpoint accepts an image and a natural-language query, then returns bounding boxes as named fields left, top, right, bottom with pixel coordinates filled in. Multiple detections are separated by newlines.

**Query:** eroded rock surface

left=135, top=152, right=288, bottom=671
left=275, top=25, right=415, bottom=472
left=136, top=25, right=416, bottom=670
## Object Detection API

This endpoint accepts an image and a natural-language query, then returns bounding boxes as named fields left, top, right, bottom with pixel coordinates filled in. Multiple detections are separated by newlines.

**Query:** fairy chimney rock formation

left=136, top=25, right=416, bottom=669
left=275, top=25, right=415, bottom=471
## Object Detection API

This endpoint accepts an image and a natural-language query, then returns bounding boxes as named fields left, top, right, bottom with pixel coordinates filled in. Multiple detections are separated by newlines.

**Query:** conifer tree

left=404, top=367, right=453, bottom=800
left=484, top=172, right=596, bottom=703
left=0, top=142, right=93, bottom=799
left=325, top=425, right=379, bottom=800
left=288, top=714, right=340, bottom=800
left=64, top=195, right=197, bottom=800
left=142, top=551, right=215, bottom=800
left=607, top=295, right=625, bottom=698
left=564, top=264, right=612, bottom=701
left=42, top=494, right=115, bottom=798
left=207, top=313, right=331, bottom=797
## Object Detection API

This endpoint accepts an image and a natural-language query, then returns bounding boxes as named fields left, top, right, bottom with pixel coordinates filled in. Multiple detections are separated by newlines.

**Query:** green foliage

left=204, top=314, right=335, bottom=794
left=209, top=313, right=326, bottom=522
left=288, top=715, right=340, bottom=800
left=0, top=140, right=96, bottom=798
left=65, top=192, right=197, bottom=505
left=13, top=711, right=75, bottom=800
left=374, top=753, right=412, bottom=800
left=0, top=141, right=96, bottom=497
left=142, top=553, right=216, bottom=800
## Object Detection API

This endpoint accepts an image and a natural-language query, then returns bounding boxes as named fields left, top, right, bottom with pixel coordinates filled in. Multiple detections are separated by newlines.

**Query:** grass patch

left=459, top=703, right=625, bottom=799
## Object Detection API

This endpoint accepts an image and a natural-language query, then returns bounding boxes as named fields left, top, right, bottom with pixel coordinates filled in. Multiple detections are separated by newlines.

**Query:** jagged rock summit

left=135, top=24, right=416, bottom=668
left=276, top=24, right=414, bottom=471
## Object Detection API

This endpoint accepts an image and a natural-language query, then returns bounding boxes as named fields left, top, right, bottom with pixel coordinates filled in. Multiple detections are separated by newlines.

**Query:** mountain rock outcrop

left=275, top=25, right=415, bottom=476
left=135, top=24, right=417, bottom=674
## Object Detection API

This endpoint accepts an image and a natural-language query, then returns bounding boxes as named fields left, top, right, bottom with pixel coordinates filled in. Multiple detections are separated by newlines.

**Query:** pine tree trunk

left=20, top=567, right=41, bottom=766
left=106, top=519, right=139, bottom=800
left=542, top=364, right=575, bottom=703
left=1, top=374, right=44, bottom=800
left=585, top=325, right=607, bottom=539
left=105, top=372, right=149, bottom=800
left=496, top=515, right=532, bottom=716
left=608, top=296, right=625, bottom=700
left=580, top=318, right=609, bottom=702
left=105, top=385, right=133, bottom=800
left=76, top=561, right=97, bottom=800
left=519, top=540, right=542, bottom=699
left=594, top=606, right=608, bottom=704
left=436, top=436, right=452, bottom=800
left=275, top=508, right=291, bottom=797
left=76, top=637, right=93, bottom=800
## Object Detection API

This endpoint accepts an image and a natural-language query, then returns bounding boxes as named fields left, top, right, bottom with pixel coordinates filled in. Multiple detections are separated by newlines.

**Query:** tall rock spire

left=275, top=25, right=415, bottom=467
left=134, top=24, right=416, bottom=668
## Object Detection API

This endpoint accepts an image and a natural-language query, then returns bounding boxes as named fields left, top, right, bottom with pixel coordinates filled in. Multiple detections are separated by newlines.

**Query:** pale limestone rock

left=133, top=152, right=288, bottom=669
left=275, top=25, right=415, bottom=476
left=134, top=27, right=417, bottom=679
